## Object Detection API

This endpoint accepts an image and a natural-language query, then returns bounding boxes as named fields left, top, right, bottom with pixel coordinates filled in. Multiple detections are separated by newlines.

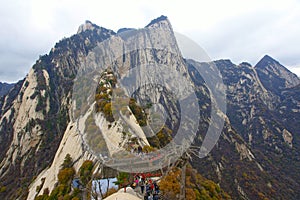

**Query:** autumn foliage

left=34, top=154, right=82, bottom=200
left=159, top=165, right=231, bottom=200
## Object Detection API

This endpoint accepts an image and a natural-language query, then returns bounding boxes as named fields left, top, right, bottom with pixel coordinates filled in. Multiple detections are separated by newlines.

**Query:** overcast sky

left=0, top=0, right=300, bottom=83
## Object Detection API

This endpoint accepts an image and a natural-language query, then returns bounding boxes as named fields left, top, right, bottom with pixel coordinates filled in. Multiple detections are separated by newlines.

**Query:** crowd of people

left=132, top=174, right=160, bottom=200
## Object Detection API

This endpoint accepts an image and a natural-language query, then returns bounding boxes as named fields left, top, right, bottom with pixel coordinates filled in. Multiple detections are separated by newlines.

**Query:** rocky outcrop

left=27, top=121, right=89, bottom=200
left=25, top=16, right=186, bottom=198
left=0, top=20, right=115, bottom=200
left=187, top=58, right=300, bottom=199
left=255, top=55, right=300, bottom=94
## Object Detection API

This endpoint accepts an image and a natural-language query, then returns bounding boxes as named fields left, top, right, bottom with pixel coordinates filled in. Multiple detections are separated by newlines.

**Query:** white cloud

left=288, top=65, right=300, bottom=77
left=0, top=0, right=300, bottom=82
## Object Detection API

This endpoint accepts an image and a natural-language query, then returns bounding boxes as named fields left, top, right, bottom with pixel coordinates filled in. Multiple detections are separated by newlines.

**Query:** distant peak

left=255, top=55, right=300, bottom=89
left=239, top=62, right=252, bottom=67
left=214, top=59, right=234, bottom=65
left=262, top=55, right=273, bottom=60
left=85, top=20, right=93, bottom=24
left=145, top=15, right=169, bottom=27
left=263, top=55, right=279, bottom=62
left=77, top=20, right=100, bottom=33
left=117, top=28, right=136, bottom=34
left=255, top=55, right=280, bottom=68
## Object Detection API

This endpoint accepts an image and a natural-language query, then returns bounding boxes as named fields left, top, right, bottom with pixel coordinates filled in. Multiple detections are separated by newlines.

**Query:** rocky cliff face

left=190, top=59, right=300, bottom=199
left=0, top=16, right=299, bottom=200
left=28, top=17, right=191, bottom=198
left=0, top=21, right=115, bottom=199
left=255, top=55, right=300, bottom=94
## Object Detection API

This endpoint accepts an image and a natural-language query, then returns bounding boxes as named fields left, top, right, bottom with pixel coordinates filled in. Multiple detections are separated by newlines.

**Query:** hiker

left=146, top=181, right=152, bottom=196
left=140, top=176, right=145, bottom=194
left=148, top=179, right=154, bottom=200
left=144, top=192, right=149, bottom=200
left=135, top=176, right=139, bottom=185
left=132, top=175, right=139, bottom=189
left=144, top=180, right=151, bottom=200
left=149, top=179, right=154, bottom=191
left=154, top=181, right=159, bottom=194
left=141, top=174, right=146, bottom=181
left=153, top=181, right=159, bottom=200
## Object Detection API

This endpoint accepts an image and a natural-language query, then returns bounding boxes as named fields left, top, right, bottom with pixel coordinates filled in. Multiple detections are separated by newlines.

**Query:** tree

left=78, top=160, right=94, bottom=200
left=58, top=168, right=75, bottom=184
left=114, top=172, right=130, bottom=192
left=35, top=156, right=86, bottom=200
left=159, top=168, right=181, bottom=199
left=159, top=164, right=231, bottom=200
left=142, top=145, right=156, bottom=153
left=61, top=154, right=73, bottom=169
left=79, top=160, right=94, bottom=186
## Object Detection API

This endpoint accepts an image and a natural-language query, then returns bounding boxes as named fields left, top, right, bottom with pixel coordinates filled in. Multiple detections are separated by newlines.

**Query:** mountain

left=0, top=16, right=299, bottom=200
left=0, top=82, right=14, bottom=97
left=255, top=55, right=300, bottom=95
left=190, top=59, right=300, bottom=199
left=0, top=21, right=116, bottom=199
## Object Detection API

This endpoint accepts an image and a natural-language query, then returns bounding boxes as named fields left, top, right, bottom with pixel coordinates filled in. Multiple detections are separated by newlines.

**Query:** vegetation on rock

left=159, top=164, right=231, bottom=200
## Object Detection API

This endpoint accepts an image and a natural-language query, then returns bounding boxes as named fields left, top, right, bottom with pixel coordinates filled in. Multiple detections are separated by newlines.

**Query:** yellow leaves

left=156, top=126, right=172, bottom=147
left=129, top=98, right=147, bottom=126
left=102, top=102, right=114, bottom=122
left=142, top=145, right=157, bottom=153
left=186, top=188, right=196, bottom=200
left=103, top=102, right=112, bottom=115
left=0, top=186, right=6, bottom=193
left=159, top=165, right=231, bottom=200
left=95, top=93, right=109, bottom=101
left=159, top=168, right=181, bottom=198
left=58, top=168, right=75, bottom=184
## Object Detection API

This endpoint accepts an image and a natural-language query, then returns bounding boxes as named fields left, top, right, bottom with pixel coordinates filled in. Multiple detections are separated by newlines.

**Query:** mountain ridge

left=0, top=82, right=14, bottom=97
left=0, top=16, right=299, bottom=200
left=255, top=55, right=281, bottom=68
left=255, top=54, right=300, bottom=94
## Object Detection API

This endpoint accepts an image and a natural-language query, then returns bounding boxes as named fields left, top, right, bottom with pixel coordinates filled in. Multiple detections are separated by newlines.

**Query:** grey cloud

left=187, top=8, right=299, bottom=73
left=0, top=53, right=34, bottom=83
left=0, top=1, right=300, bottom=82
